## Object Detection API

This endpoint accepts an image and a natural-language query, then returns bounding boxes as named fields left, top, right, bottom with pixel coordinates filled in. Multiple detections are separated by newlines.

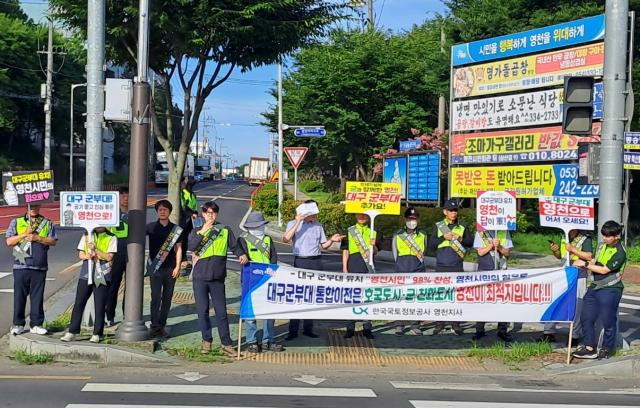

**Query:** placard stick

left=366, top=210, right=380, bottom=272
left=494, top=230, right=499, bottom=270
left=237, top=318, right=243, bottom=361
left=566, top=322, right=574, bottom=365
left=565, top=231, right=571, bottom=267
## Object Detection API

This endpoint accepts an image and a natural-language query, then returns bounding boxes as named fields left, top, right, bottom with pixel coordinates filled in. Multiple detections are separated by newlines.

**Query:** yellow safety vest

left=181, top=189, right=197, bottom=212
left=396, top=230, right=426, bottom=257
left=436, top=221, right=466, bottom=250
left=198, top=227, right=229, bottom=259
left=348, top=224, right=372, bottom=255
left=16, top=216, right=50, bottom=238
left=246, top=236, right=271, bottom=264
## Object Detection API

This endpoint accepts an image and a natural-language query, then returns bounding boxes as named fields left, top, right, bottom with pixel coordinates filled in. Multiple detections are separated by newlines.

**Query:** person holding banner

left=428, top=199, right=473, bottom=335
left=341, top=213, right=378, bottom=339
left=61, top=227, right=117, bottom=343
left=572, top=221, right=626, bottom=360
left=105, top=186, right=129, bottom=327
left=188, top=200, right=248, bottom=356
left=146, top=199, right=183, bottom=338
left=5, top=204, right=58, bottom=336
left=392, top=207, right=427, bottom=336
left=238, top=211, right=284, bottom=353
left=180, top=176, right=198, bottom=264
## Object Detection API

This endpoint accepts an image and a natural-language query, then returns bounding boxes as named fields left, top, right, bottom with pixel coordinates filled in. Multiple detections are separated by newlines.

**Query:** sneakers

left=344, top=329, right=355, bottom=339
left=106, top=320, right=117, bottom=328
left=432, top=322, right=445, bottom=335
left=89, top=335, right=102, bottom=343
left=408, top=328, right=423, bottom=336
left=247, top=343, right=260, bottom=353
left=60, top=332, right=76, bottom=342
left=29, top=326, right=48, bottom=335
left=10, top=325, right=24, bottom=336
left=597, top=348, right=611, bottom=360
left=264, top=342, right=284, bottom=352
left=394, top=327, right=404, bottom=336
left=572, top=345, right=598, bottom=359
left=362, top=329, right=375, bottom=340
left=452, top=323, right=464, bottom=336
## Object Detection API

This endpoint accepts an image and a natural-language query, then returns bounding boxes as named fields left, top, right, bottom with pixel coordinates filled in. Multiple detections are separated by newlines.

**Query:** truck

left=247, top=157, right=269, bottom=185
left=154, top=151, right=194, bottom=186
left=195, top=157, right=214, bottom=181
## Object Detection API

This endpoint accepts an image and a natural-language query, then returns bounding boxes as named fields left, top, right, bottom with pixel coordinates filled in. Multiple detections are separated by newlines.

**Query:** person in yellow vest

left=572, top=221, right=626, bottom=360
left=61, top=227, right=117, bottom=343
left=238, top=211, right=283, bottom=353
left=540, top=229, right=593, bottom=344
left=105, top=186, right=129, bottom=327
left=5, top=204, right=58, bottom=336
left=392, top=207, right=428, bottom=336
left=428, top=199, right=473, bottom=335
left=188, top=200, right=248, bottom=356
left=341, top=213, right=378, bottom=339
left=180, top=176, right=198, bottom=264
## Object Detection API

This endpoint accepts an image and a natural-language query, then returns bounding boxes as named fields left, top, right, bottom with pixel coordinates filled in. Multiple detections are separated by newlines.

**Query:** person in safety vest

left=428, top=199, right=473, bottom=335
left=341, top=213, right=378, bottom=339
left=188, top=200, right=248, bottom=356
left=392, top=207, right=427, bottom=336
left=238, top=211, right=284, bottom=353
left=5, top=204, right=58, bottom=336
left=146, top=199, right=183, bottom=338
left=540, top=229, right=593, bottom=344
left=61, top=227, right=117, bottom=343
left=180, top=176, right=198, bottom=264
left=572, top=221, right=626, bottom=360
left=105, top=186, right=129, bottom=327
left=472, top=228, right=514, bottom=342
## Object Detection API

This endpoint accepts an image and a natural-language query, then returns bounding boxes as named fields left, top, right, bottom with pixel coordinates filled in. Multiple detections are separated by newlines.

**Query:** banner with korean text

left=345, top=181, right=401, bottom=215
left=539, top=196, right=595, bottom=231
left=2, top=170, right=55, bottom=206
left=240, top=263, right=578, bottom=323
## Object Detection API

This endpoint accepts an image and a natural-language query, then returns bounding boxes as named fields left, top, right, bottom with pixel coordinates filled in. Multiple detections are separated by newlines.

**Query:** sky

left=21, top=0, right=449, bottom=166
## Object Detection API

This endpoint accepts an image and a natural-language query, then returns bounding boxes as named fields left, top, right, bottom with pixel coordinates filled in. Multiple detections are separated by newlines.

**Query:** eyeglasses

left=203, top=211, right=216, bottom=215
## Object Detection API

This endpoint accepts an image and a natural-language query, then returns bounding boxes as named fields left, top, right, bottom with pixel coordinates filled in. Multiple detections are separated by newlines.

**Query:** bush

left=253, top=183, right=292, bottom=217
left=279, top=198, right=354, bottom=236
left=299, top=180, right=324, bottom=193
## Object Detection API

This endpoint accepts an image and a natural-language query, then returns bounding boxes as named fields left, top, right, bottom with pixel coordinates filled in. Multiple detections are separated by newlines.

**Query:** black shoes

left=572, top=345, right=598, bottom=359
left=497, top=331, right=512, bottom=343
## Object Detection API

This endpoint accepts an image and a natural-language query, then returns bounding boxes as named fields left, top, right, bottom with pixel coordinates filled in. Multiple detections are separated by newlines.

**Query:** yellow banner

left=345, top=181, right=401, bottom=215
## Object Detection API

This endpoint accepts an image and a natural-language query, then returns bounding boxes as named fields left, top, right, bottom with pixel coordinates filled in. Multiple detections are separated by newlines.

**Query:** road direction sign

left=284, top=147, right=308, bottom=169
left=294, top=128, right=326, bottom=138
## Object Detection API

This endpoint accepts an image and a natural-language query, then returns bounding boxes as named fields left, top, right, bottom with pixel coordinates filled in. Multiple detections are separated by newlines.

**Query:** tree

left=51, top=0, right=349, bottom=221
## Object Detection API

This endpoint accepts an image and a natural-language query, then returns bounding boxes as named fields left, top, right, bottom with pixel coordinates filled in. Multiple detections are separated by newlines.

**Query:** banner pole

left=368, top=211, right=378, bottom=272
left=237, top=318, right=242, bottom=361
left=493, top=230, right=499, bottom=270
left=566, top=321, right=574, bottom=365
left=565, top=231, right=571, bottom=267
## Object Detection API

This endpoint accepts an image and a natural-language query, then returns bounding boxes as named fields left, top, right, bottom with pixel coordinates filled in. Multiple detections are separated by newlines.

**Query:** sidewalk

left=284, top=182, right=310, bottom=201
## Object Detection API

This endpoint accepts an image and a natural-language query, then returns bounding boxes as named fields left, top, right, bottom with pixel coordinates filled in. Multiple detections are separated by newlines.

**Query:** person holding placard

left=105, top=186, right=129, bottom=327
left=5, top=204, right=58, bottom=336
left=180, top=176, right=198, bottom=265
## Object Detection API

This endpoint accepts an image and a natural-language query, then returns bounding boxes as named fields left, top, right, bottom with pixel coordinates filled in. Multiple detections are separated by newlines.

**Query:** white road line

left=81, top=383, right=377, bottom=398
left=0, top=273, right=11, bottom=279
left=410, top=402, right=637, bottom=408
left=622, top=294, right=640, bottom=302
left=619, top=302, right=640, bottom=310
left=67, top=406, right=275, bottom=408
left=0, top=289, right=13, bottom=293
left=391, top=382, right=640, bottom=395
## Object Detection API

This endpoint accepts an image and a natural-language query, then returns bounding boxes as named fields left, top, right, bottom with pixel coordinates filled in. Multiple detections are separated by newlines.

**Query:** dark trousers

left=476, top=267, right=508, bottom=334
left=181, top=218, right=193, bottom=262
left=150, top=266, right=177, bottom=329
left=69, top=278, right=108, bottom=335
left=13, top=268, right=46, bottom=326
left=581, top=287, right=622, bottom=351
left=289, top=256, right=323, bottom=335
left=193, top=278, right=232, bottom=345
left=105, top=251, right=126, bottom=321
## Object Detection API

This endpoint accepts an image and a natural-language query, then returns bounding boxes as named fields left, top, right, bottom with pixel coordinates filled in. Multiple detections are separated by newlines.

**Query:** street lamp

left=69, top=83, right=86, bottom=187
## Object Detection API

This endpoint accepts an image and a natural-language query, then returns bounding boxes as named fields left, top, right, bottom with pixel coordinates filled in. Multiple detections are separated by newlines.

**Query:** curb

left=548, top=355, right=640, bottom=377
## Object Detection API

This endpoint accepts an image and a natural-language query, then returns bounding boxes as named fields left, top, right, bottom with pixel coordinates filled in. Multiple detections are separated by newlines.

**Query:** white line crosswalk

left=410, top=402, right=637, bottom=408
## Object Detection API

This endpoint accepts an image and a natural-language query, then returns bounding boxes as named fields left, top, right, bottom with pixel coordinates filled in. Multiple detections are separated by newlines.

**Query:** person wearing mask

left=105, top=186, right=129, bottom=327
left=146, top=199, right=183, bottom=338
left=572, top=221, right=626, bottom=360
left=180, top=176, right=198, bottom=265
left=61, top=227, right=117, bottom=343
left=188, top=201, right=248, bottom=356
left=5, top=204, right=58, bottom=336
left=283, top=200, right=344, bottom=340
left=238, top=211, right=284, bottom=353
left=341, top=213, right=378, bottom=339
left=392, top=207, right=427, bottom=336
left=472, top=229, right=514, bottom=342
left=428, top=199, right=473, bottom=335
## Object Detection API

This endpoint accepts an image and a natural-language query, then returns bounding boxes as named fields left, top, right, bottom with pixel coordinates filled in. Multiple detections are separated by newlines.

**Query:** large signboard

left=240, top=263, right=578, bottom=323
left=60, top=192, right=120, bottom=230
left=383, top=156, right=407, bottom=199
left=345, top=182, right=401, bottom=215
left=476, top=191, right=517, bottom=231
left=539, top=196, right=595, bottom=232
left=624, top=132, right=640, bottom=150
left=407, top=153, right=440, bottom=202
left=624, top=152, right=640, bottom=170
left=451, top=123, right=601, bottom=165
left=450, top=164, right=599, bottom=199
left=2, top=170, right=55, bottom=206
left=451, top=14, right=605, bottom=66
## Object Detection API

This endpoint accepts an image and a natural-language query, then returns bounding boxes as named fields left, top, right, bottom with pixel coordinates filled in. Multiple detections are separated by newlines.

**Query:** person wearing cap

left=238, top=211, right=284, bottom=353
left=341, top=213, right=378, bottom=339
left=472, top=228, right=514, bottom=342
left=188, top=200, right=248, bottom=356
left=180, top=176, right=198, bottom=264
left=283, top=199, right=344, bottom=340
left=392, top=207, right=428, bottom=335
left=428, top=199, right=473, bottom=335
left=105, top=186, right=129, bottom=327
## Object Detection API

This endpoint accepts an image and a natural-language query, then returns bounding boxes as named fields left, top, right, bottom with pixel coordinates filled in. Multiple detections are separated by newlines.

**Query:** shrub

left=299, top=180, right=324, bottom=193
left=252, top=183, right=292, bottom=217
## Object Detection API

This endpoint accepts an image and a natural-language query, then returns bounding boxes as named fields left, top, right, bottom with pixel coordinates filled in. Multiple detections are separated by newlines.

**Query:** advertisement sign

left=399, top=139, right=423, bottom=152
left=450, top=164, right=599, bottom=199
left=2, top=170, right=55, bottom=206
left=451, top=14, right=605, bottom=66
left=345, top=181, right=401, bottom=215
left=476, top=191, right=517, bottom=231
left=624, top=132, right=640, bottom=150
left=60, top=192, right=120, bottom=230
left=407, top=153, right=440, bottom=202
left=539, top=196, right=595, bottom=232
left=383, top=157, right=407, bottom=199
left=453, top=43, right=604, bottom=98
left=240, top=263, right=578, bottom=323
left=451, top=123, right=601, bottom=165
left=624, top=152, right=640, bottom=170
left=452, top=84, right=602, bottom=132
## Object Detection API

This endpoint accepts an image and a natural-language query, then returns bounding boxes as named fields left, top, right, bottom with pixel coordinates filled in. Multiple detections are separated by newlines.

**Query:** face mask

left=406, top=220, right=418, bottom=230
left=250, top=226, right=266, bottom=238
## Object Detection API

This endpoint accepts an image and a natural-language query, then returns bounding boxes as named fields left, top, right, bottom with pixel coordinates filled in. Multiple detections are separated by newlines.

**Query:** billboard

left=407, top=153, right=440, bottom=202
left=383, top=156, right=407, bottom=199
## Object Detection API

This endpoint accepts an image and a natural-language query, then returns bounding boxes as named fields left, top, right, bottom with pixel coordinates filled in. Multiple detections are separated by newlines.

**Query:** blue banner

left=452, top=15, right=605, bottom=67
left=552, top=164, right=599, bottom=197
left=407, top=153, right=440, bottom=202
left=399, top=140, right=422, bottom=152
left=383, top=156, right=407, bottom=199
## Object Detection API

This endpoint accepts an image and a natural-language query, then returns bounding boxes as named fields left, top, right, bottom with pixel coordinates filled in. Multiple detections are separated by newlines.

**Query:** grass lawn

left=512, top=231, right=563, bottom=255
left=303, top=190, right=330, bottom=203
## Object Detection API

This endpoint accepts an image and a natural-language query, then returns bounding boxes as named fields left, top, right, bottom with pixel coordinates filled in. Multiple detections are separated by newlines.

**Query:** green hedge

left=299, top=179, right=324, bottom=193
left=253, top=183, right=293, bottom=217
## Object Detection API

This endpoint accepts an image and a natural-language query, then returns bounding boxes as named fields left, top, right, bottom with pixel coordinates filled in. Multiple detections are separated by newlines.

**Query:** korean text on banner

left=451, top=14, right=605, bottom=66
left=451, top=164, right=599, bottom=199
left=399, top=140, right=422, bottom=152
left=2, top=170, right=55, bottom=206
left=539, top=196, right=595, bottom=232
left=476, top=191, right=517, bottom=231
left=624, top=132, right=640, bottom=150
left=453, top=43, right=604, bottom=98
left=345, top=181, right=401, bottom=215
left=240, top=263, right=578, bottom=323
left=60, top=192, right=120, bottom=230
left=624, top=152, right=640, bottom=170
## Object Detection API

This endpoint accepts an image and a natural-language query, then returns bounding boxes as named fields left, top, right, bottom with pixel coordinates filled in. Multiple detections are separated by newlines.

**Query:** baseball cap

left=404, top=207, right=419, bottom=218
left=443, top=199, right=459, bottom=210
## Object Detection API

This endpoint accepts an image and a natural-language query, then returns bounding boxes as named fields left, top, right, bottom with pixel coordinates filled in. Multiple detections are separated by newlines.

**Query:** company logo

left=352, top=307, right=369, bottom=315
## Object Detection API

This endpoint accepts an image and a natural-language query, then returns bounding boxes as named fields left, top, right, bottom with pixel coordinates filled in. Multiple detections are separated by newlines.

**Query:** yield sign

left=284, top=147, right=308, bottom=169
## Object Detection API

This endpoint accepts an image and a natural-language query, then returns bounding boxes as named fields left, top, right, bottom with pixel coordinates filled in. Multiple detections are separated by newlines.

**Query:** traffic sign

left=284, top=147, right=308, bottom=169
left=294, top=128, right=326, bottom=138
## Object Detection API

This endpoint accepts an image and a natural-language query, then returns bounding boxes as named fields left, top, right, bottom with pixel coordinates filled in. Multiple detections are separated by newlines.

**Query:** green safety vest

left=591, top=242, right=626, bottom=289
left=181, top=189, right=197, bottom=212
left=560, top=234, right=588, bottom=262
left=109, top=215, right=129, bottom=239
left=85, top=231, right=115, bottom=257
left=436, top=221, right=466, bottom=250
left=198, top=227, right=229, bottom=259
left=479, top=230, right=508, bottom=247
left=348, top=224, right=372, bottom=255
left=246, top=236, right=271, bottom=264
left=16, top=216, right=50, bottom=238
left=396, top=230, right=426, bottom=257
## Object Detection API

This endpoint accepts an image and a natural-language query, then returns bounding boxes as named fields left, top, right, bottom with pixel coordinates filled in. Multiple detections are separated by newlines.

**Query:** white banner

left=476, top=190, right=517, bottom=231
left=240, top=263, right=578, bottom=323
left=539, top=196, right=595, bottom=232
left=60, top=191, right=120, bottom=231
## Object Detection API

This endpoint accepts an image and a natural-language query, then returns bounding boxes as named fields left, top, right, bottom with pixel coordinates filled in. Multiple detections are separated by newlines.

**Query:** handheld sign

left=2, top=170, right=55, bottom=206
left=477, top=190, right=517, bottom=269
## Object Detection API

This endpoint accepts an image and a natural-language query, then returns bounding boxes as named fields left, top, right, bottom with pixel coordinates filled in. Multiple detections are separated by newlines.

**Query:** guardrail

left=249, top=181, right=265, bottom=208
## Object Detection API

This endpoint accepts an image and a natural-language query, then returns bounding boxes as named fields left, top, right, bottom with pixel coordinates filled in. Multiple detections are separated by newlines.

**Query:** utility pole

left=69, top=83, right=86, bottom=186
left=599, top=0, right=629, bottom=230
left=277, top=62, right=284, bottom=227
left=86, top=0, right=106, bottom=190
left=268, top=133, right=274, bottom=177
left=43, top=16, right=54, bottom=170
left=116, top=0, right=151, bottom=342
left=367, top=0, right=374, bottom=31
left=438, top=23, right=446, bottom=133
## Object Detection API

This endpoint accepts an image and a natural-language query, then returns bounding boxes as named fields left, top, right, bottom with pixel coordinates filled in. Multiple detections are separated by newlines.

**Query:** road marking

left=46, top=278, right=56, bottom=281
left=81, top=383, right=377, bottom=397
left=622, top=294, right=640, bottom=302
left=392, top=382, right=640, bottom=395
left=619, top=302, right=640, bottom=310
left=0, top=272, right=11, bottom=279
left=0, top=375, right=91, bottom=380
left=293, top=375, right=326, bottom=386
left=410, top=402, right=638, bottom=408
left=67, top=405, right=276, bottom=408
left=174, top=372, right=208, bottom=382
left=0, top=289, right=13, bottom=293
left=59, top=261, right=83, bottom=274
